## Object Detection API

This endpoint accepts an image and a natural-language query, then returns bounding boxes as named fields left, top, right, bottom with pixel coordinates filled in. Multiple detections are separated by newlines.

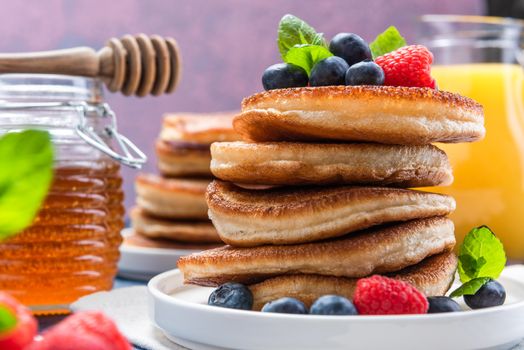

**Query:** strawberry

left=0, top=292, right=38, bottom=350
left=29, top=311, right=130, bottom=350
left=375, top=45, right=436, bottom=89
left=353, top=275, right=429, bottom=315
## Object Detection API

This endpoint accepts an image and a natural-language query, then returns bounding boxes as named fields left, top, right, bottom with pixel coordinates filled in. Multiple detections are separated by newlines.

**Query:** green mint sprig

left=0, top=305, right=17, bottom=334
left=369, top=26, right=406, bottom=59
left=277, top=14, right=332, bottom=75
left=450, top=226, right=506, bottom=298
left=450, top=277, right=492, bottom=298
left=284, top=44, right=332, bottom=75
left=0, top=130, right=54, bottom=240
left=277, top=14, right=327, bottom=58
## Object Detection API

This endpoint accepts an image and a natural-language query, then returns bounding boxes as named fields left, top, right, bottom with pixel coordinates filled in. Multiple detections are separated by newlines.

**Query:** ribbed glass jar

left=0, top=74, right=126, bottom=314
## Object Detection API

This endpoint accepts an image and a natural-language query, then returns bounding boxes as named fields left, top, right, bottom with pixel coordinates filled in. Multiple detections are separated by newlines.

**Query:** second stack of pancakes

left=179, top=86, right=485, bottom=309
left=129, top=112, right=238, bottom=248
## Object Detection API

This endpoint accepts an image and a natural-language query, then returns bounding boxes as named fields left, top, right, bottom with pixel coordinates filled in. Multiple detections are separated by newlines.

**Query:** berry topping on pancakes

left=375, top=45, right=436, bottom=88
left=262, top=14, right=437, bottom=91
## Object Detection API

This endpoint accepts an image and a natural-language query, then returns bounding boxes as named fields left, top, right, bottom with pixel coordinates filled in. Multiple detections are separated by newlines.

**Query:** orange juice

left=431, top=63, right=524, bottom=260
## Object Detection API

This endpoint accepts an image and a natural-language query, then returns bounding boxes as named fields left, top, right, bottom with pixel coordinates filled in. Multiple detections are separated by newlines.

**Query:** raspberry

left=375, top=45, right=436, bottom=89
left=353, top=275, right=429, bottom=315
left=0, top=292, right=38, bottom=350
left=29, top=311, right=131, bottom=350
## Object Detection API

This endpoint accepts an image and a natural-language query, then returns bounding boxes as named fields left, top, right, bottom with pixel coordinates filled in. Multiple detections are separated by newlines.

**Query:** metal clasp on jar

left=0, top=101, right=147, bottom=168
left=73, top=102, right=147, bottom=168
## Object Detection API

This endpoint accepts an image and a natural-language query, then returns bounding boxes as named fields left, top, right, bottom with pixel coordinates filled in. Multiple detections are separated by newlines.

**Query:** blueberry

left=262, top=63, right=308, bottom=90
left=464, top=280, right=506, bottom=309
left=345, top=61, right=385, bottom=86
left=310, top=56, right=349, bottom=86
left=427, top=296, right=462, bottom=313
left=208, top=282, right=253, bottom=310
left=329, top=33, right=372, bottom=66
left=310, top=295, right=358, bottom=315
left=261, top=297, right=307, bottom=314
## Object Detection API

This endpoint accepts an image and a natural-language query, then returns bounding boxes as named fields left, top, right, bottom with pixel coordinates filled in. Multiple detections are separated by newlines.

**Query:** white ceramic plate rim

left=148, top=267, right=524, bottom=322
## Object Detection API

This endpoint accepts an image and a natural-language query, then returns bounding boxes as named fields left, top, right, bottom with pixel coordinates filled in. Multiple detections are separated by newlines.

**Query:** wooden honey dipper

left=0, top=34, right=181, bottom=97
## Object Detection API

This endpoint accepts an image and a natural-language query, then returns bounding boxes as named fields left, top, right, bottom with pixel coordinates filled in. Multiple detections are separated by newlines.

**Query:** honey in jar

left=0, top=74, right=145, bottom=314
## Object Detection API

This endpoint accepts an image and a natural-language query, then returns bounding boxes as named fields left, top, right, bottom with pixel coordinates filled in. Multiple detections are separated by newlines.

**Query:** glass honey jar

left=0, top=74, right=146, bottom=314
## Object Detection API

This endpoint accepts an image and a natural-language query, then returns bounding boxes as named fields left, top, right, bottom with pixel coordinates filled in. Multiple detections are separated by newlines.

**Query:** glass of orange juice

left=419, top=15, right=524, bottom=261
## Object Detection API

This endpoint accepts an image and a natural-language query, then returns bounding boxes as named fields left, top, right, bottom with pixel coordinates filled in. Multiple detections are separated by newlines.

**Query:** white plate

left=118, top=228, right=203, bottom=281
left=148, top=266, right=524, bottom=350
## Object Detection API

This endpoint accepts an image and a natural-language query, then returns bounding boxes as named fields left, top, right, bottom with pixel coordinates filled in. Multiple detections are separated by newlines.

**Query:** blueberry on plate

left=310, top=295, right=358, bottom=315
left=427, top=296, right=462, bottom=313
left=345, top=61, right=385, bottom=86
left=310, top=56, right=349, bottom=87
left=464, top=280, right=506, bottom=309
left=262, top=63, right=308, bottom=90
left=329, top=33, right=372, bottom=66
left=208, top=282, right=253, bottom=310
left=261, top=297, right=307, bottom=314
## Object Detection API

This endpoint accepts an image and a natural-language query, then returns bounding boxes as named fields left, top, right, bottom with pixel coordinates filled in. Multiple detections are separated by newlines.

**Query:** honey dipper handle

left=0, top=47, right=99, bottom=77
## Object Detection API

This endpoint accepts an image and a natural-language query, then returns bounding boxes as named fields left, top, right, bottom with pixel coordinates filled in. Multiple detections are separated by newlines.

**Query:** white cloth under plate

left=71, top=286, right=186, bottom=350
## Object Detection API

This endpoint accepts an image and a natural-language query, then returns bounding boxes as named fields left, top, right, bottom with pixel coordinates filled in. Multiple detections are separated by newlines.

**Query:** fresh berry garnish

left=208, top=282, right=253, bottom=310
left=261, top=297, right=307, bottom=314
left=262, top=63, right=308, bottom=91
left=353, top=275, right=429, bottom=315
left=345, top=61, right=384, bottom=86
left=310, top=295, right=358, bottom=315
left=427, top=296, right=462, bottom=313
left=0, top=292, right=37, bottom=350
left=29, top=311, right=131, bottom=350
left=375, top=45, right=436, bottom=88
left=464, top=280, right=506, bottom=309
left=329, top=33, right=372, bottom=66
left=310, top=56, right=349, bottom=86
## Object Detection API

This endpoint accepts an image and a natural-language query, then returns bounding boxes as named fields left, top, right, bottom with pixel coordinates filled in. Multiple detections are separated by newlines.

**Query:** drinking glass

left=419, top=15, right=524, bottom=261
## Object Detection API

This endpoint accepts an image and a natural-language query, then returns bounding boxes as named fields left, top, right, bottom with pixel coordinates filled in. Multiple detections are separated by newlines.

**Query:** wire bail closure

left=0, top=101, right=147, bottom=169
left=74, top=102, right=147, bottom=168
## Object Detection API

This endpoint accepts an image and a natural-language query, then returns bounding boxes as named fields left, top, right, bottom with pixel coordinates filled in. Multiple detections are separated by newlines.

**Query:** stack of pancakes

left=178, top=86, right=485, bottom=309
left=129, top=113, right=239, bottom=248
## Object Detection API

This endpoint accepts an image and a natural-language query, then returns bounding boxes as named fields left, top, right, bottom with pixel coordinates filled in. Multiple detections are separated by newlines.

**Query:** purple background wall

left=0, top=0, right=484, bottom=213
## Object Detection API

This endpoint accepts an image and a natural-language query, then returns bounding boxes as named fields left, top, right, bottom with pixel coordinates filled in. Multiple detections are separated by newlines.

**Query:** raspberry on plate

left=353, top=275, right=429, bottom=315
left=375, top=45, right=436, bottom=89
left=0, top=292, right=38, bottom=350
left=29, top=311, right=131, bottom=350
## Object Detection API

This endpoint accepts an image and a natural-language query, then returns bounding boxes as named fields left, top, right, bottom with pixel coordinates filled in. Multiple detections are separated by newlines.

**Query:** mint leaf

left=277, top=14, right=326, bottom=60
left=0, top=130, right=54, bottom=240
left=450, top=277, right=492, bottom=298
left=284, top=44, right=333, bottom=75
left=0, top=305, right=17, bottom=334
left=457, top=226, right=506, bottom=283
left=369, top=26, right=407, bottom=59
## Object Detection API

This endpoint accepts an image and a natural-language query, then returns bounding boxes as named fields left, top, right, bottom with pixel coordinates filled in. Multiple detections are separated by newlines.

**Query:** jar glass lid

left=0, top=74, right=103, bottom=103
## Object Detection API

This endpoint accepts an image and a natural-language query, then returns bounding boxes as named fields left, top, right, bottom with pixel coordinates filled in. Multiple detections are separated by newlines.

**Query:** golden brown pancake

left=249, top=252, right=457, bottom=310
left=234, top=86, right=484, bottom=144
left=130, top=207, right=222, bottom=243
left=210, top=141, right=453, bottom=187
left=156, top=139, right=212, bottom=177
left=160, top=112, right=240, bottom=144
left=156, top=112, right=240, bottom=177
left=206, top=180, right=456, bottom=246
left=124, top=231, right=222, bottom=250
left=178, top=217, right=456, bottom=286
left=135, top=174, right=209, bottom=220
